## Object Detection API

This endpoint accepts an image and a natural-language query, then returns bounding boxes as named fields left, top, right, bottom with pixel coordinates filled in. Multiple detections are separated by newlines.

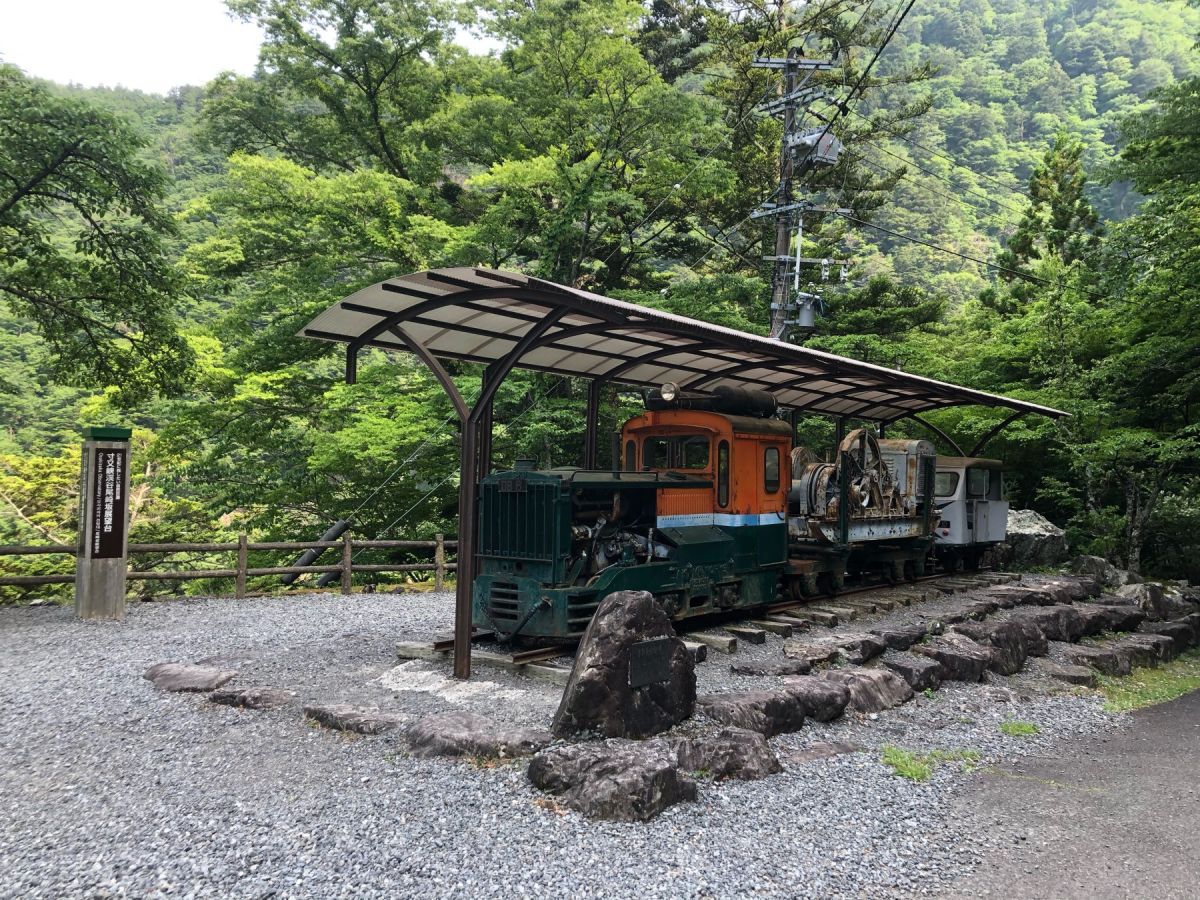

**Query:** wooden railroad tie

left=690, top=632, right=738, bottom=654
left=725, top=625, right=768, bottom=644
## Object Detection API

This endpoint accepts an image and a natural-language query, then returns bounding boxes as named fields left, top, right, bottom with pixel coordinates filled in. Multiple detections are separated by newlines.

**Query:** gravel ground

left=0, top=588, right=1123, bottom=899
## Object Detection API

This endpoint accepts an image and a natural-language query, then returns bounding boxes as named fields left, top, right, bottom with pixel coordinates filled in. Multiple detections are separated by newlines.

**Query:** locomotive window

left=680, top=436, right=710, bottom=469
left=717, top=441, right=729, bottom=507
left=624, top=440, right=635, bottom=471
left=642, top=435, right=709, bottom=470
left=935, top=472, right=959, bottom=497
left=643, top=437, right=670, bottom=469
left=764, top=446, right=781, bottom=493
left=967, top=468, right=991, bottom=498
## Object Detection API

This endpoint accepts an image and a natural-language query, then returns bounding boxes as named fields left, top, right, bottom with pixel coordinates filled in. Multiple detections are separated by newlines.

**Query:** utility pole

left=752, top=43, right=849, bottom=342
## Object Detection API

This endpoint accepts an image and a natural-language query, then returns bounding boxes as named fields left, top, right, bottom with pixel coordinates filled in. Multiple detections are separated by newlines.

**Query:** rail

left=0, top=534, right=458, bottom=597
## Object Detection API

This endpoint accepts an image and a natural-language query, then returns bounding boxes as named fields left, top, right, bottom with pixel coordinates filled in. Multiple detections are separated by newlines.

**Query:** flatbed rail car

left=473, top=386, right=951, bottom=642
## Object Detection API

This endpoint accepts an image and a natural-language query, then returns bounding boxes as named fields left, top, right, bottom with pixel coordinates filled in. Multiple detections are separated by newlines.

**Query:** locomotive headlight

left=660, top=381, right=679, bottom=402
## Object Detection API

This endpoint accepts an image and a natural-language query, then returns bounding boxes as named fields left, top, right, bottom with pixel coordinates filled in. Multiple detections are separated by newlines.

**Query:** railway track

left=398, top=570, right=1017, bottom=681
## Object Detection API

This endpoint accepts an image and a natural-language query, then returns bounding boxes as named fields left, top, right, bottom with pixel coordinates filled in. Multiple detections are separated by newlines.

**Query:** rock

left=780, top=675, right=852, bottom=722
left=805, top=632, right=888, bottom=665
left=782, top=641, right=840, bottom=667
left=1062, top=643, right=1131, bottom=676
left=729, top=658, right=812, bottom=677
left=984, top=587, right=1052, bottom=608
left=696, top=689, right=806, bottom=736
left=1029, top=658, right=1097, bottom=687
left=1115, top=583, right=1170, bottom=621
left=870, top=623, right=928, bottom=651
left=407, top=711, right=551, bottom=759
left=527, top=738, right=697, bottom=822
left=819, top=668, right=914, bottom=713
left=143, top=662, right=237, bottom=693
left=922, top=599, right=996, bottom=626
left=1116, top=633, right=1177, bottom=666
left=552, top=590, right=694, bottom=740
left=207, top=687, right=296, bottom=710
left=914, top=633, right=993, bottom=682
left=1074, top=602, right=1147, bottom=635
left=998, top=509, right=1069, bottom=570
left=955, top=618, right=1046, bottom=675
left=1011, top=605, right=1084, bottom=643
left=1069, top=555, right=1119, bottom=586
left=671, top=727, right=782, bottom=780
left=1138, top=620, right=1196, bottom=653
left=786, top=741, right=863, bottom=764
left=882, top=652, right=943, bottom=692
left=303, top=704, right=405, bottom=735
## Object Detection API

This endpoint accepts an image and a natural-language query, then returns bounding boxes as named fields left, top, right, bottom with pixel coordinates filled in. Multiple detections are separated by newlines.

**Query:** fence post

left=341, top=531, right=353, bottom=594
left=236, top=533, right=248, bottom=599
left=434, top=533, right=445, bottom=592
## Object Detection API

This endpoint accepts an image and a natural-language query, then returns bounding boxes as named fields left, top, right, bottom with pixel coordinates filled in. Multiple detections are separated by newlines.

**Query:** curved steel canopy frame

left=300, top=267, right=1067, bottom=678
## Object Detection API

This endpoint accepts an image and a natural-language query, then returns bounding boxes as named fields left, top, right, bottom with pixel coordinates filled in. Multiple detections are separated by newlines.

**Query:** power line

left=859, top=137, right=1029, bottom=216
left=852, top=151, right=1020, bottom=229
left=847, top=107, right=1035, bottom=202
left=836, top=211, right=1109, bottom=302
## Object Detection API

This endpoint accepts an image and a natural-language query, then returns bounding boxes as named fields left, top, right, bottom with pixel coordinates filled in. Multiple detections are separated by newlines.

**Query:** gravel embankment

left=0, top=590, right=1121, bottom=899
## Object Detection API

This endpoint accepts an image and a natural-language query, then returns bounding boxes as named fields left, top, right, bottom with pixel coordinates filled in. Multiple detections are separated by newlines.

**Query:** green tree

left=0, top=65, right=193, bottom=398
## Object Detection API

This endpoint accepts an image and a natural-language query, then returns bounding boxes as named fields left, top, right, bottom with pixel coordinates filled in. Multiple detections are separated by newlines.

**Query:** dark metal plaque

left=498, top=476, right=528, bottom=494
left=89, top=447, right=127, bottom=559
left=628, top=637, right=673, bottom=688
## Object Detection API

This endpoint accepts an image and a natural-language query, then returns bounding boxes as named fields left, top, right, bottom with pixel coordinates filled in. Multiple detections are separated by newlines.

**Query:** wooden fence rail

left=0, top=533, right=458, bottom=596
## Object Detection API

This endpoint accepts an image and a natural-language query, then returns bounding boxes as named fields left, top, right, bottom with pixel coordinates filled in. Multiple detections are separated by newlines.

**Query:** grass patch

left=999, top=720, right=1040, bottom=737
left=1098, top=650, right=1200, bottom=711
left=881, top=745, right=981, bottom=782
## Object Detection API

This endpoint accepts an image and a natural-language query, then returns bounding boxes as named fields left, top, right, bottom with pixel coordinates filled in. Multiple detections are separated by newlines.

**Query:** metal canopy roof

left=300, top=267, right=1067, bottom=423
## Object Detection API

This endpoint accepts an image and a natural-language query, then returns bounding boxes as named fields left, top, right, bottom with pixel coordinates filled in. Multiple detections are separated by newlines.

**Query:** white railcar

left=932, top=456, right=1008, bottom=570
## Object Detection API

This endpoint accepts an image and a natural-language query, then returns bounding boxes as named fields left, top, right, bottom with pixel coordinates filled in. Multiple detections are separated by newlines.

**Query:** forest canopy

left=2, top=0, right=1199, bottom=598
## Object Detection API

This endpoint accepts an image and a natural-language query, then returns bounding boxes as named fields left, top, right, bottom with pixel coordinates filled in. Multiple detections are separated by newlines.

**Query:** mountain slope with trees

left=2, top=0, right=1198, bottom=598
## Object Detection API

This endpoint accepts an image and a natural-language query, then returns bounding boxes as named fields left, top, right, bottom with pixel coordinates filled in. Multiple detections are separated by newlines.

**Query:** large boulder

left=696, top=689, right=806, bottom=736
left=870, top=623, right=928, bottom=651
left=914, top=633, right=993, bottom=682
left=1138, top=620, right=1195, bottom=654
left=1028, top=658, right=1098, bottom=688
left=144, top=662, right=236, bottom=693
left=1069, top=556, right=1120, bottom=587
left=819, top=668, right=914, bottom=713
left=671, top=727, right=782, bottom=780
left=1063, top=643, right=1131, bottom=676
left=955, top=618, right=1047, bottom=675
left=997, top=509, right=1069, bottom=570
left=1011, top=605, right=1085, bottom=643
left=780, top=676, right=853, bottom=722
left=1074, top=603, right=1146, bottom=635
left=1116, top=633, right=1177, bottom=666
left=1115, top=583, right=1171, bottom=621
left=882, top=653, right=943, bottom=692
left=407, top=711, right=550, bottom=759
left=527, top=739, right=697, bottom=821
left=552, top=590, right=694, bottom=739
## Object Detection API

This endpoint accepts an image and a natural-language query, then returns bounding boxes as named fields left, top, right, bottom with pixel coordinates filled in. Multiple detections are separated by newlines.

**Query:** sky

left=1, top=0, right=263, bottom=94
left=0, top=0, right=498, bottom=95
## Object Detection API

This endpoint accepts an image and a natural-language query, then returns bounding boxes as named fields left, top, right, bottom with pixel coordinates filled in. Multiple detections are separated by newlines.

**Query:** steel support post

left=583, top=379, right=601, bottom=468
left=453, top=426, right=477, bottom=679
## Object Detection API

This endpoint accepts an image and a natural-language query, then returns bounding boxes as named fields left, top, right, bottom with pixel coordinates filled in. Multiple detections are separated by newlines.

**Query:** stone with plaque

left=75, top=426, right=132, bottom=619
left=552, top=590, right=695, bottom=739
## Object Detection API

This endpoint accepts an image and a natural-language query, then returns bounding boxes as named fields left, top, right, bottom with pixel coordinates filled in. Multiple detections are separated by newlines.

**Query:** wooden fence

left=0, top=534, right=457, bottom=597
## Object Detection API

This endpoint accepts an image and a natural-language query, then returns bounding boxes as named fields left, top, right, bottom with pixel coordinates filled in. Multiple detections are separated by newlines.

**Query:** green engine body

left=470, top=467, right=785, bottom=641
